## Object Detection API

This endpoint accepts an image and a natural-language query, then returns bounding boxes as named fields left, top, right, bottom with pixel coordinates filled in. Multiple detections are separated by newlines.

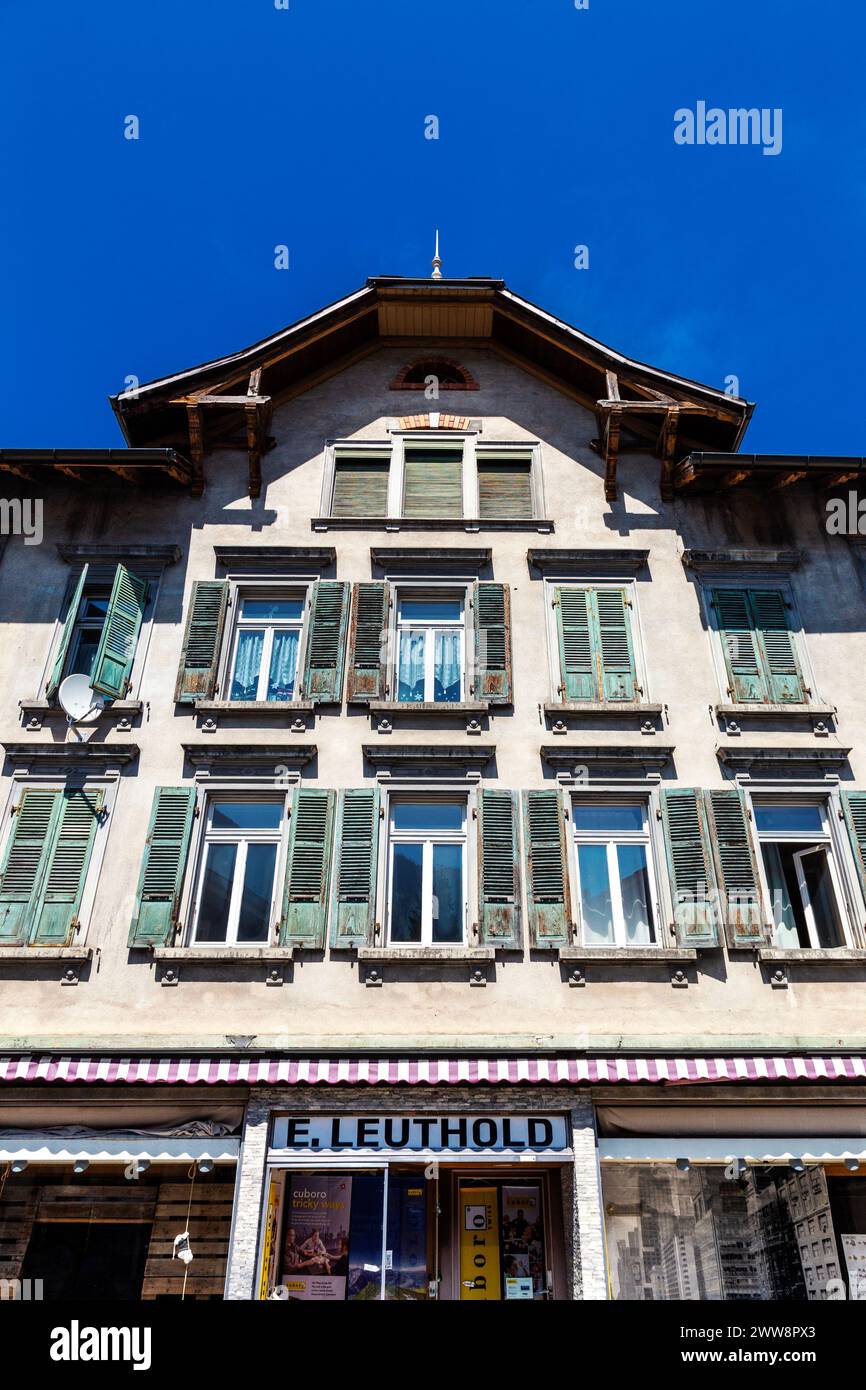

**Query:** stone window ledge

left=358, top=947, right=495, bottom=964
left=20, top=699, right=142, bottom=728
left=544, top=702, right=663, bottom=719
left=759, top=948, right=866, bottom=964
left=715, top=703, right=835, bottom=720
left=312, top=517, right=553, bottom=534
left=0, top=946, right=92, bottom=961
left=153, top=947, right=296, bottom=962
left=558, top=947, right=697, bottom=964
left=194, top=700, right=314, bottom=714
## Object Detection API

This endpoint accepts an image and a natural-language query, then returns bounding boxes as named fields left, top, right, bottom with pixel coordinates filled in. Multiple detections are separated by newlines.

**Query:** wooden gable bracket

left=657, top=406, right=680, bottom=501
left=176, top=369, right=274, bottom=498
left=595, top=401, right=622, bottom=501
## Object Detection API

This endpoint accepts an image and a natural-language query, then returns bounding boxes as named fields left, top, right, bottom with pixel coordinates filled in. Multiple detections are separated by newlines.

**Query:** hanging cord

left=180, top=1162, right=197, bottom=1302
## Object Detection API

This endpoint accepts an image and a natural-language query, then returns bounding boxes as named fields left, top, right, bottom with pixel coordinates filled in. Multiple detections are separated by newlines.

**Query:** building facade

left=1, top=275, right=866, bottom=1301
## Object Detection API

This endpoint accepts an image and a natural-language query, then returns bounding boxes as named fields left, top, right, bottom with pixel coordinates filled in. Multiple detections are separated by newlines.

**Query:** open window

left=753, top=800, right=849, bottom=949
left=46, top=563, right=149, bottom=702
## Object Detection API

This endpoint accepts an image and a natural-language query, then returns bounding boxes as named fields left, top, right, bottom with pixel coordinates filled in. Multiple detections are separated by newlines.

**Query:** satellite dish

left=58, top=674, right=106, bottom=725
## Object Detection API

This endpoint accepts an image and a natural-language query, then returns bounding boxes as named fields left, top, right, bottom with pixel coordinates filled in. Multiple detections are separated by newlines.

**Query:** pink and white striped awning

left=1, top=1054, right=866, bottom=1086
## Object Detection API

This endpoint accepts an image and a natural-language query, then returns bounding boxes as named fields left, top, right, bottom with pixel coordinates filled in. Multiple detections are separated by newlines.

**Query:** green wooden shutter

left=660, top=788, right=720, bottom=948
left=841, top=792, right=866, bottom=909
left=302, top=581, right=350, bottom=704
left=555, top=587, right=595, bottom=700
left=477, top=460, right=533, bottom=520
left=128, top=787, right=197, bottom=947
left=91, top=565, right=148, bottom=699
left=46, top=565, right=88, bottom=698
left=30, top=788, right=103, bottom=945
left=279, top=789, right=335, bottom=947
left=521, top=790, right=572, bottom=947
left=595, top=588, right=636, bottom=701
left=0, top=790, right=61, bottom=943
left=704, top=789, right=766, bottom=948
left=403, top=449, right=463, bottom=518
left=332, top=459, right=389, bottom=517
left=330, top=788, right=380, bottom=948
left=473, top=583, right=512, bottom=704
left=346, top=583, right=389, bottom=702
left=478, top=790, right=521, bottom=946
left=750, top=590, right=805, bottom=703
left=174, top=580, right=228, bottom=703
left=713, top=588, right=766, bottom=703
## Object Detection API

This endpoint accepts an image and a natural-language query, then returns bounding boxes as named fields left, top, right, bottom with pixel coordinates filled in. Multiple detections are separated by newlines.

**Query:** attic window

left=391, top=358, right=479, bottom=392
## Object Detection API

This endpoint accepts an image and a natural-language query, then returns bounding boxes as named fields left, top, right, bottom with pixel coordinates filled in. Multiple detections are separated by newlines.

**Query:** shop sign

left=271, top=1114, right=569, bottom=1154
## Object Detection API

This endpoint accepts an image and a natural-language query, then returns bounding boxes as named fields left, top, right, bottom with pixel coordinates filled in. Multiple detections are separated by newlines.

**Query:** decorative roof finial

left=431, top=229, right=442, bottom=280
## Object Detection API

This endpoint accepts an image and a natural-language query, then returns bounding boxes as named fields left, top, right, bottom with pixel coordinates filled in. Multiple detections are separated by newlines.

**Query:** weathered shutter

left=46, top=565, right=88, bottom=698
left=330, top=788, right=380, bottom=948
left=30, top=788, right=103, bottom=945
left=660, top=788, right=720, bottom=948
left=279, top=789, right=335, bottom=948
left=128, top=787, right=197, bottom=947
left=751, top=589, right=805, bottom=703
left=346, top=583, right=389, bottom=702
left=473, top=583, right=512, bottom=704
left=90, top=564, right=148, bottom=699
left=174, top=580, right=229, bottom=704
left=332, top=459, right=389, bottom=518
left=403, top=449, right=463, bottom=518
left=0, top=790, right=61, bottom=943
left=841, top=792, right=866, bottom=909
left=302, top=581, right=350, bottom=704
left=477, top=461, right=533, bottom=520
left=521, top=790, right=572, bottom=947
left=555, top=587, right=595, bottom=700
left=595, top=588, right=636, bottom=701
left=713, top=588, right=766, bottom=703
left=704, top=789, right=766, bottom=948
left=477, top=790, right=521, bottom=946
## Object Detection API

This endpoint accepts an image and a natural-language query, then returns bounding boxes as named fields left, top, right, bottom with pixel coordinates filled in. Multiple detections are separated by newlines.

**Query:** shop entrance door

left=456, top=1175, right=552, bottom=1301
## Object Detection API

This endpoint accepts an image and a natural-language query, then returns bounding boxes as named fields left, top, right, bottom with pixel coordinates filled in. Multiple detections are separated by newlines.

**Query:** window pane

left=211, top=801, right=283, bottom=831
left=230, top=629, right=264, bottom=701
left=268, top=628, right=299, bottom=701
left=433, top=629, right=461, bottom=702
left=572, top=803, right=645, bottom=833
left=754, top=804, right=824, bottom=835
left=237, top=843, right=277, bottom=943
left=391, top=843, right=423, bottom=942
left=799, top=847, right=843, bottom=949
left=241, top=598, right=304, bottom=621
left=432, top=843, right=463, bottom=943
left=397, top=629, right=426, bottom=702
left=391, top=802, right=465, bottom=832
left=616, top=845, right=654, bottom=944
left=762, top=843, right=803, bottom=948
left=69, top=631, right=101, bottom=679
left=399, top=599, right=463, bottom=623
left=577, top=844, right=615, bottom=944
left=81, top=597, right=109, bottom=620
left=196, top=843, right=237, bottom=942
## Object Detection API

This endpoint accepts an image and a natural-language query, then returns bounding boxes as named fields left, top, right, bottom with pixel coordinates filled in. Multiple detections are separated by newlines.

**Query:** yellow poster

left=459, top=1186, right=500, bottom=1300
left=258, top=1172, right=284, bottom=1300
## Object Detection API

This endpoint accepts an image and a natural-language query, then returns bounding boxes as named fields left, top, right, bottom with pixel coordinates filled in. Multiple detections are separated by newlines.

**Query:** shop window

left=571, top=800, right=659, bottom=947
left=386, top=798, right=467, bottom=946
left=395, top=591, right=465, bottom=703
left=753, top=801, right=848, bottom=949
left=225, top=590, right=307, bottom=702
left=190, top=797, right=285, bottom=946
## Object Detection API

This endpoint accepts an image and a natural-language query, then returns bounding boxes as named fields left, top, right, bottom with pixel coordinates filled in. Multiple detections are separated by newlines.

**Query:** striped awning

left=1, top=1055, right=866, bottom=1086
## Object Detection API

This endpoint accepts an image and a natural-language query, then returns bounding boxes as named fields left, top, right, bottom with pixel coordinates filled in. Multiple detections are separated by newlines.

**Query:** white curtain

left=268, top=628, right=299, bottom=701
left=231, top=630, right=264, bottom=700
left=433, top=629, right=461, bottom=700
left=398, top=630, right=426, bottom=702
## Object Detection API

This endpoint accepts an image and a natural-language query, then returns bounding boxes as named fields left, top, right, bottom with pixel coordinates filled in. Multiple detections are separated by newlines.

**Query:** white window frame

left=750, top=795, right=851, bottom=950
left=393, top=586, right=467, bottom=704
left=700, top=575, right=817, bottom=708
left=542, top=576, right=648, bottom=705
left=381, top=790, right=473, bottom=948
left=569, top=795, right=660, bottom=948
left=216, top=578, right=311, bottom=704
left=188, top=790, right=290, bottom=947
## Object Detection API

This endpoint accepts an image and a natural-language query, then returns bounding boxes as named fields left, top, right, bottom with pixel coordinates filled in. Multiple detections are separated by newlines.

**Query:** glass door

left=456, top=1175, right=551, bottom=1301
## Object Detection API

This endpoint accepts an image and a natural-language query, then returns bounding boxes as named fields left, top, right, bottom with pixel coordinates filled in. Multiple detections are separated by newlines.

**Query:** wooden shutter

left=0, top=790, right=61, bottom=944
left=478, top=790, right=521, bottom=946
left=332, top=459, right=389, bottom=517
left=521, top=790, right=572, bottom=947
left=841, top=792, right=866, bottom=909
left=595, top=588, right=636, bottom=701
left=174, top=580, right=228, bottom=704
left=301, top=581, right=350, bottom=704
left=555, top=587, right=595, bottom=700
left=473, top=583, right=512, bottom=704
left=713, top=588, right=766, bottom=703
left=128, top=787, right=197, bottom=947
left=279, top=789, right=335, bottom=948
left=30, top=788, right=103, bottom=945
left=478, top=461, right=533, bottom=520
left=90, top=564, right=148, bottom=699
left=660, top=788, right=720, bottom=948
left=330, top=789, right=380, bottom=948
left=46, top=566, right=89, bottom=699
left=346, top=583, right=389, bottom=702
left=751, top=590, right=805, bottom=703
left=704, top=789, right=766, bottom=948
left=403, top=449, right=463, bottom=518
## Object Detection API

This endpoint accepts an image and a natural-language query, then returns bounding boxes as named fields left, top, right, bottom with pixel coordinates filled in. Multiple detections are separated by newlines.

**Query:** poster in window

left=385, top=1176, right=428, bottom=1300
left=502, top=1185, right=544, bottom=1298
left=281, top=1176, right=352, bottom=1301
left=841, top=1234, right=866, bottom=1299
left=459, top=1187, right=500, bottom=1300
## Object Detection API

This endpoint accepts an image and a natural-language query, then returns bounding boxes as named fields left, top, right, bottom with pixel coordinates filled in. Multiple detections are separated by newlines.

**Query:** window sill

left=716, top=703, right=835, bottom=720
left=358, top=947, right=495, bottom=963
left=312, top=516, right=554, bottom=533
left=20, top=699, right=142, bottom=730
left=559, top=947, right=697, bottom=964
left=153, top=947, right=296, bottom=961
left=545, top=702, right=662, bottom=723
left=194, top=700, right=314, bottom=715
left=759, top=948, right=866, bottom=964
left=0, top=946, right=92, bottom=960
left=365, top=700, right=491, bottom=724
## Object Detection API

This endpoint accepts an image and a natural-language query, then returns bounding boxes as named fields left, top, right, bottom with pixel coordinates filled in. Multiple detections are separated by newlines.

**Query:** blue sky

left=1, top=0, right=863, bottom=452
